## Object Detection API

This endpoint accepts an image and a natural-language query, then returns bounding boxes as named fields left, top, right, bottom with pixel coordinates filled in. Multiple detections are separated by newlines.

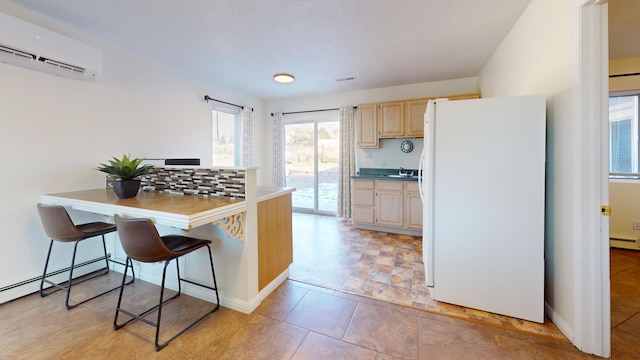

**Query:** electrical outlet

left=382, top=160, right=386, bottom=167
left=634, top=220, right=640, bottom=230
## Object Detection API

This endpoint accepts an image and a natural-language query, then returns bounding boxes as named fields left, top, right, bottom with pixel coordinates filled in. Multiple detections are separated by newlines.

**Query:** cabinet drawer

left=375, top=180, right=404, bottom=191
left=404, top=182, right=419, bottom=192
left=353, top=189, right=374, bottom=206
left=353, top=180, right=374, bottom=189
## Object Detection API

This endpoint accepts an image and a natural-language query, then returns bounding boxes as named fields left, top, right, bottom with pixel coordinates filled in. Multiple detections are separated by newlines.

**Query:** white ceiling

left=7, top=0, right=636, bottom=100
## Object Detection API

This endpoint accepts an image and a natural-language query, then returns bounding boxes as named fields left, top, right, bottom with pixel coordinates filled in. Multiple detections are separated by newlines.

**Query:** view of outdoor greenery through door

left=285, top=120, right=339, bottom=214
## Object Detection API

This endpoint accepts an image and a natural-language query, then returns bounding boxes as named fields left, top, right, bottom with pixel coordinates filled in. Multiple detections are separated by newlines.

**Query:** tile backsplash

left=107, top=167, right=246, bottom=199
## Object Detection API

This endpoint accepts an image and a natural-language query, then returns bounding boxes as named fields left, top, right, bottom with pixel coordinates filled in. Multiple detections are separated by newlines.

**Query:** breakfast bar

left=40, top=167, right=294, bottom=314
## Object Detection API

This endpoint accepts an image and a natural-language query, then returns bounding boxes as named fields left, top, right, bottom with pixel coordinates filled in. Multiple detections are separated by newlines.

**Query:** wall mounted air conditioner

left=0, top=11, right=101, bottom=81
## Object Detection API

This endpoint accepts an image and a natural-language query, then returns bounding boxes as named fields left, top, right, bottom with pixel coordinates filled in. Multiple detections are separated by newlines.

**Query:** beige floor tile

left=292, top=332, right=377, bottom=360
left=199, top=314, right=308, bottom=359
left=344, top=302, right=419, bottom=359
left=253, top=281, right=308, bottom=321
left=284, top=290, right=358, bottom=339
left=418, top=317, right=503, bottom=359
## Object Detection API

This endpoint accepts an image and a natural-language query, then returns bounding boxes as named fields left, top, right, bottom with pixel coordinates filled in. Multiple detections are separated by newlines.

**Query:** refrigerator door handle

left=418, top=149, right=425, bottom=203
left=424, top=100, right=437, bottom=288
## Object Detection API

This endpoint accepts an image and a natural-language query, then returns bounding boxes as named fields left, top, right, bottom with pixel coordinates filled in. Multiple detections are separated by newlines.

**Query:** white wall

left=609, top=56, right=640, bottom=247
left=478, top=0, right=577, bottom=343
left=266, top=77, right=478, bottom=180
left=0, top=3, right=268, bottom=303
left=610, top=180, right=640, bottom=246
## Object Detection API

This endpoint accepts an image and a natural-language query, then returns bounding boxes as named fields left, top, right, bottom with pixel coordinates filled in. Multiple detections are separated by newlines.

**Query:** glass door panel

left=317, top=121, right=339, bottom=212
left=285, top=123, right=315, bottom=210
left=285, top=120, right=339, bottom=214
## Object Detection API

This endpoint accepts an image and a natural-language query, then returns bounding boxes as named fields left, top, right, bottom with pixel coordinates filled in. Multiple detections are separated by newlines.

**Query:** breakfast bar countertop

left=40, top=188, right=246, bottom=230
left=256, top=186, right=295, bottom=202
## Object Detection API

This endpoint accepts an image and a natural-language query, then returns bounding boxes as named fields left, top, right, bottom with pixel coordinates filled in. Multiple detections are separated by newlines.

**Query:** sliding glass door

left=284, top=119, right=339, bottom=214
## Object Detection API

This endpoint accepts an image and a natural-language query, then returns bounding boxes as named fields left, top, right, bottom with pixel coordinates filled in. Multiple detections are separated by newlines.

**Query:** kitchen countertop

left=351, top=168, right=419, bottom=182
left=256, top=186, right=295, bottom=202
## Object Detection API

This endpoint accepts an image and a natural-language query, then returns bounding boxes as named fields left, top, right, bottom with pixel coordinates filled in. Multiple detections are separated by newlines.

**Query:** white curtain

left=240, top=108, right=253, bottom=166
left=272, top=112, right=285, bottom=186
left=337, top=106, right=356, bottom=219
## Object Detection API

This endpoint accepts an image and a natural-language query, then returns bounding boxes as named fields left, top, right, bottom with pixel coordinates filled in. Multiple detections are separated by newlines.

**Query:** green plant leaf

left=96, top=153, right=154, bottom=180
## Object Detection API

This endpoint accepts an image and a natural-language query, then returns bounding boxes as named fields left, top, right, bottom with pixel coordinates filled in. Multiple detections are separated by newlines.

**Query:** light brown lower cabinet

left=258, top=193, right=293, bottom=290
left=352, top=179, right=422, bottom=235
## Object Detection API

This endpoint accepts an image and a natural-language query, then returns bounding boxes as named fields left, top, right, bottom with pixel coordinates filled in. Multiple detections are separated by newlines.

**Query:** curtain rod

left=609, top=72, right=640, bottom=78
left=204, top=95, right=253, bottom=112
left=271, top=106, right=357, bottom=117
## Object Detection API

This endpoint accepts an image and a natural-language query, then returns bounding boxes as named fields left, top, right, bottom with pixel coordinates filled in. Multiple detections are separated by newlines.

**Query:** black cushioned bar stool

left=113, top=214, right=220, bottom=351
left=36, top=203, right=134, bottom=309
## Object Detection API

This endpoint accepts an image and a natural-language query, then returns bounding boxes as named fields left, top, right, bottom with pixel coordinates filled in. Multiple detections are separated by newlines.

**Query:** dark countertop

left=352, top=168, right=420, bottom=182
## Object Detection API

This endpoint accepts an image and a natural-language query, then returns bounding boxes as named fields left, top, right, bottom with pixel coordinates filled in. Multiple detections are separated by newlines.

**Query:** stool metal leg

left=113, top=247, right=221, bottom=351
left=40, top=235, right=135, bottom=309
left=39, top=239, right=55, bottom=297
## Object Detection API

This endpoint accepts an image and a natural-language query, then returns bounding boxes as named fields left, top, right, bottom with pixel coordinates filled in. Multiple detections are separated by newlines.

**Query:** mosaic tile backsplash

left=107, top=167, right=246, bottom=199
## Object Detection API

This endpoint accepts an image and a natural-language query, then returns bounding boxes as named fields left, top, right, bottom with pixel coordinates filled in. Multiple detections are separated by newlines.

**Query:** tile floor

left=288, top=213, right=564, bottom=340
left=2, top=214, right=640, bottom=358
left=0, top=273, right=599, bottom=359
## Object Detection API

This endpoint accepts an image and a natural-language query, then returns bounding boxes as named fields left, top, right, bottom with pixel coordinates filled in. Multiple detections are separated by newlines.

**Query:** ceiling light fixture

left=273, top=73, right=295, bottom=83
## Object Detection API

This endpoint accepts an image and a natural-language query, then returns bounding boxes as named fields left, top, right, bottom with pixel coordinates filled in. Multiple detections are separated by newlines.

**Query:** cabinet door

left=352, top=180, right=375, bottom=224
left=405, top=98, right=429, bottom=137
left=353, top=206, right=375, bottom=224
left=405, top=192, right=423, bottom=230
left=376, top=190, right=404, bottom=227
left=446, top=93, right=481, bottom=101
left=378, top=101, right=404, bottom=138
left=357, top=103, right=379, bottom=148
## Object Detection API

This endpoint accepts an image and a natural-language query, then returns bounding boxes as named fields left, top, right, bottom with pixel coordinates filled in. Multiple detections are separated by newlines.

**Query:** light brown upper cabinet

left=378, top=100, right=405, bottom=138
left=405, top=98, right=429, bottom=137
left=357, top=103, right=379, bottom=148
left=404, top=93, right=481, bottom=138
left=356, top=93, right=481, bottom=147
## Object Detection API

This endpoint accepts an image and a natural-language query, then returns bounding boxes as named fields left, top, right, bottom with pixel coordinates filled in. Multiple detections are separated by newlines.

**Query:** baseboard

left=0, top=258, right=108, bottom=305
left=352, top=223, right=421, bottom=236
left=259, top=269, right=289, bottom=302
left=545, top=301, right=574, bottom=342
left=609, top=237, right=640, bottom=250
left=135, top=267, right=267, bottom=315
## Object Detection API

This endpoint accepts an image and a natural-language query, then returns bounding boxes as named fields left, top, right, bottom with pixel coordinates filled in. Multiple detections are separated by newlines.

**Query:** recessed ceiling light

left=274, top=73, right=295, bottom=83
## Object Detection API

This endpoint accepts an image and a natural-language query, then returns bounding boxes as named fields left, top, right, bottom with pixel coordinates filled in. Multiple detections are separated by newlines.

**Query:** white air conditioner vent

left=0, top=11, right=101, bottom=80
left=0, top=44, right=35, bottom=62
left=41, top=57, right=86, bottom=77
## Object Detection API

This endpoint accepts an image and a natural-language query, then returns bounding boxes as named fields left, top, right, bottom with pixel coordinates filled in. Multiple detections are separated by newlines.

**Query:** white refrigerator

left=418, top=95, right=545, bottom=323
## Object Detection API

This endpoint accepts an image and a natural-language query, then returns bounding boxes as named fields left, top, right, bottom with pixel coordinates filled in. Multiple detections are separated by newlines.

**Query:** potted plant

left=97, top=154, right=155, bottom=199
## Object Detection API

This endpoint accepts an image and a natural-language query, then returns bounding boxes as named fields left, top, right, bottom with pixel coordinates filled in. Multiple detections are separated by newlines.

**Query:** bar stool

left=113, top=214, right=220, bottom=351
left=36, top=203, right=134, bottom=309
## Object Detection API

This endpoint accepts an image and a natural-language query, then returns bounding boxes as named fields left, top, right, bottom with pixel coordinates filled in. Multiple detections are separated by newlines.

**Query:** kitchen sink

left=379, top=174, right=415, bottom=178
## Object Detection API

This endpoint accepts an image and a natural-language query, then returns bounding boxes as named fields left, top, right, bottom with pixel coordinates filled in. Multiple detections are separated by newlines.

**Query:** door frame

left=575, top=0, right=610, bottom=357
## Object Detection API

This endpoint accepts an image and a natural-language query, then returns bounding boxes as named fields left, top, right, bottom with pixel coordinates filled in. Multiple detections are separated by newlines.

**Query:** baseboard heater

left=0, top=254, right=113, bottom=293
left=610, top=237, right=640, bottom=250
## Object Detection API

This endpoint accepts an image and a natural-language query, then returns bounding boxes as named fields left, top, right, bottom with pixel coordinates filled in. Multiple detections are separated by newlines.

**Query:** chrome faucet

left=399, top=167, right=414, bottom=177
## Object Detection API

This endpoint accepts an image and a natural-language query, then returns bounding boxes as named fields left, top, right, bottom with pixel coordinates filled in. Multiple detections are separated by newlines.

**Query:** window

left=212, top=109, right=239, bottom=166
left=609, top=95, right=640, bottom=175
